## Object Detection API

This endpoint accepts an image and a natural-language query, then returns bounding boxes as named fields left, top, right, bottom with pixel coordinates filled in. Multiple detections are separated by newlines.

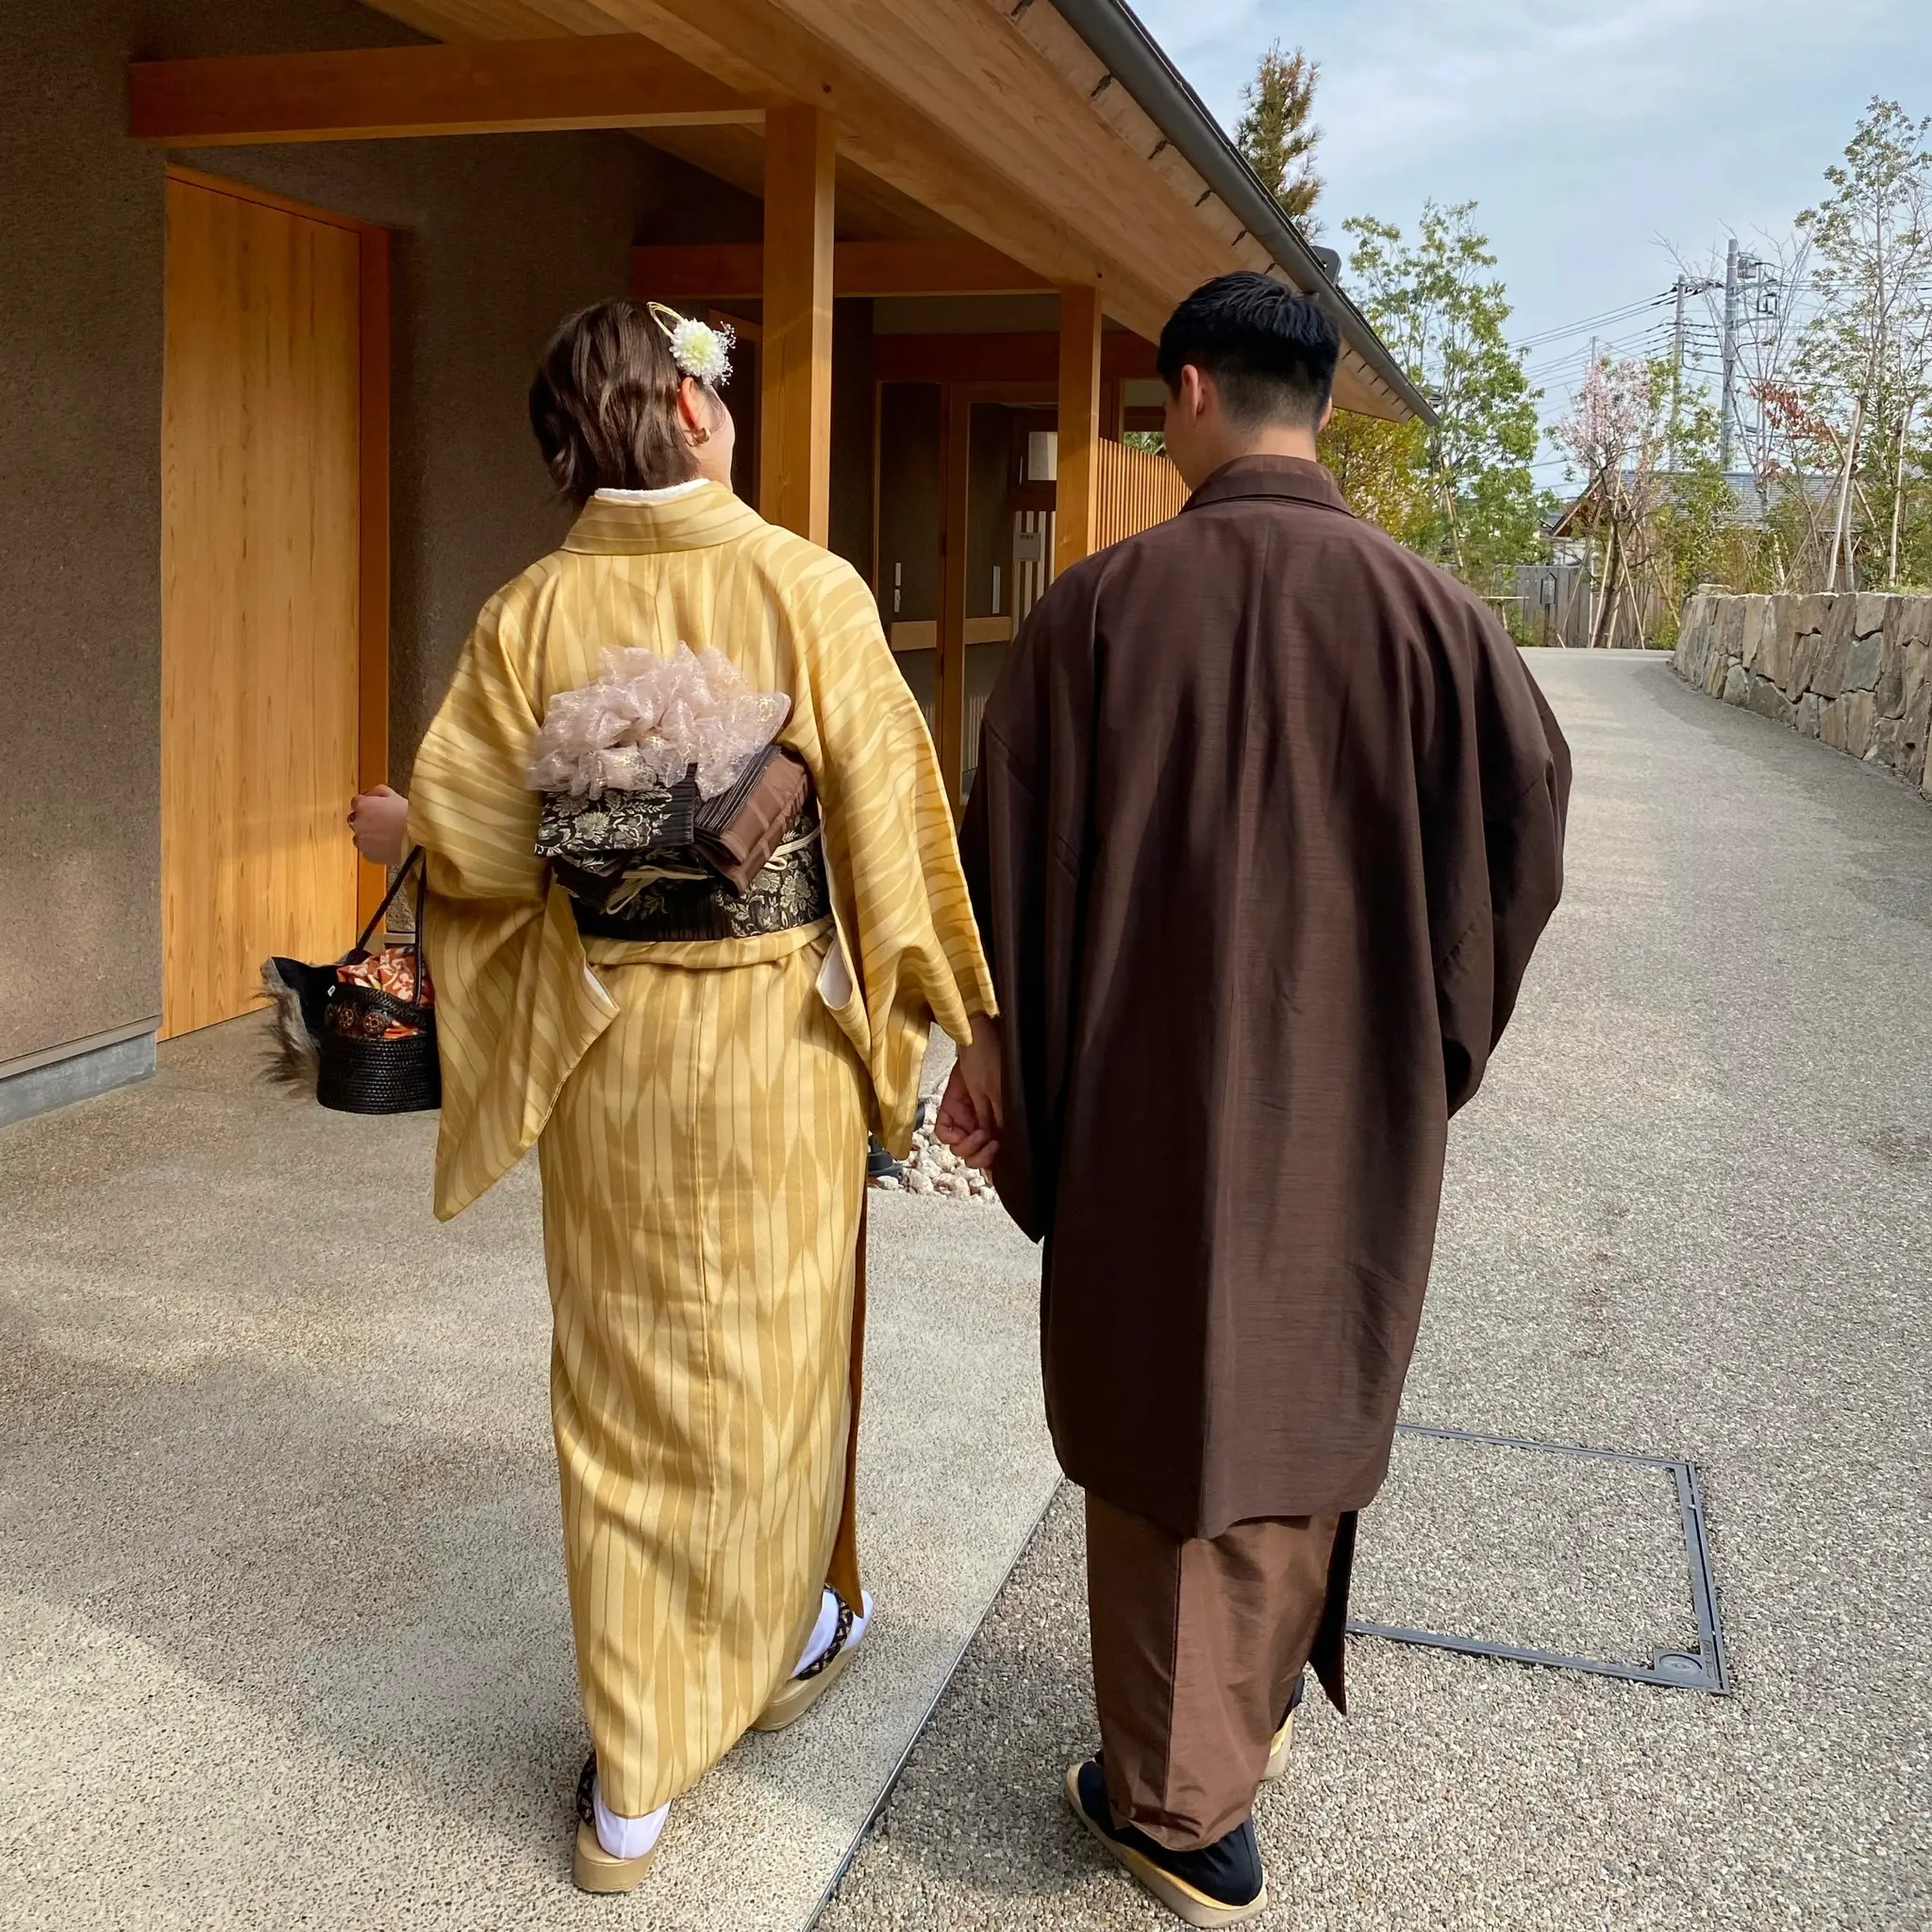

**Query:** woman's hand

left=936, top=1016, right=1003, bottom=1171
left=347, top=785, right=410, bottom=867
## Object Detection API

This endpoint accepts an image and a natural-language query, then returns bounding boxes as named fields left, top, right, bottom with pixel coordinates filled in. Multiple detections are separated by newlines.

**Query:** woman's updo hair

left=529, top=299, right=709, bottom=507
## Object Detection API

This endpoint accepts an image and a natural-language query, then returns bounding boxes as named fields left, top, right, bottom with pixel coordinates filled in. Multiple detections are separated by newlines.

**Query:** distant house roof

left=1550, top=469, right=1828, bottom=539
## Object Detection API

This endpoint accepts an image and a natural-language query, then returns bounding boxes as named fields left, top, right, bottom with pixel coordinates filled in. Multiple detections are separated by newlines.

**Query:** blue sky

left=1129, top=0, right=1932, bottom=474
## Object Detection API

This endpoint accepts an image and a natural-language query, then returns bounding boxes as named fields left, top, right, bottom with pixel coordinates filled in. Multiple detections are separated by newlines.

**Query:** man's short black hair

left=1156, top=272, right=1341, bottom=430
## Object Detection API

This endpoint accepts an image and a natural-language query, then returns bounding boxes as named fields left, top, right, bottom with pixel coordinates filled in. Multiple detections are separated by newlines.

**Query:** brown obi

left=538, top=745, right=832, bottom=943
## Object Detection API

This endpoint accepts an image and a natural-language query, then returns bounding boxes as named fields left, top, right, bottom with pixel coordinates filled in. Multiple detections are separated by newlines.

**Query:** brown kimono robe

left=960, top=457, right=1571, bottom=1543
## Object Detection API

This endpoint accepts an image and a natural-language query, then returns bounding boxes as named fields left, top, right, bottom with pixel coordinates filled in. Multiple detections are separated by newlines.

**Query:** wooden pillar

left=937, top=384, right=972, bottom=816
left=355, top=225, right=391, bottom=926
left=1055, top=283, right=1103, bottom=575
left=759, top=106, right=835, bottom=541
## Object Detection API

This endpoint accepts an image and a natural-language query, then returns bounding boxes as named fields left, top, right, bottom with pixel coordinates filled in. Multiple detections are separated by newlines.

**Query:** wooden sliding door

left=159, top=170, right=388, bottom=1039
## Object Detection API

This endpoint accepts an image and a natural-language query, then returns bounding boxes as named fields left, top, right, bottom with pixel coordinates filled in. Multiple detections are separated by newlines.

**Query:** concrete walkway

left=0, top=1024, right=1056, bottom=1929
left=823, top=654, right=1931, bottom=1930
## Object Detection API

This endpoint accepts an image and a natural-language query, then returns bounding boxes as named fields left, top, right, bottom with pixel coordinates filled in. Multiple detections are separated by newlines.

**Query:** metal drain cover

left=1347, top=1423, right=1731, bottom=1692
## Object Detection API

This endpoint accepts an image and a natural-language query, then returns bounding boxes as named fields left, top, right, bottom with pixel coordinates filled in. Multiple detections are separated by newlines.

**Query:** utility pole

left=1676, top=270, right=1723, bottom=465
left=1719, top=238, right=1740, bottom=474
left=1671, top=272, right=1720, bottom=467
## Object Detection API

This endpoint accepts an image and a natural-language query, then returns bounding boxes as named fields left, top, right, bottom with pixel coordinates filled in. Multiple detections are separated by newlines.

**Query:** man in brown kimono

left=939, top=273, right=1570, bottom=1927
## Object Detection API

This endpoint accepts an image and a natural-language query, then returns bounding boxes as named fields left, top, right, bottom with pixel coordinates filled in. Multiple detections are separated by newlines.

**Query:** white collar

left=594, top=479, right=710, bottom=505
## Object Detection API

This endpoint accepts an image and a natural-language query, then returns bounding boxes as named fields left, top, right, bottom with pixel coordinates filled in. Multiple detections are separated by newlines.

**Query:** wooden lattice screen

left=1093, top=438, right=1189, bottom=548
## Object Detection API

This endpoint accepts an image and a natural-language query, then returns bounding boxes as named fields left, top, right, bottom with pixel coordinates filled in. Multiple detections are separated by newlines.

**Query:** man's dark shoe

left=1063, top=1755, right=1267, bottom=1927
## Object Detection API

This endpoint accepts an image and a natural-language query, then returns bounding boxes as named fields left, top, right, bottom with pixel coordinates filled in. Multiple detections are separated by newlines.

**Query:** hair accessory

left=646, top=301, right=735, bottom=386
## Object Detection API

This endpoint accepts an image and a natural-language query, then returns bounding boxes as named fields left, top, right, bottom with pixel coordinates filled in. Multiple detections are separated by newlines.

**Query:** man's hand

left=936, top=1016, right=1003, bottom=1171
left=348, top=785, right=410, bottom=867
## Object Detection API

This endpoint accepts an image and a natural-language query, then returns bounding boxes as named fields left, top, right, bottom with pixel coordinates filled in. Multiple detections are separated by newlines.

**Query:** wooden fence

left=1093, top=438, right=1188, bottom=548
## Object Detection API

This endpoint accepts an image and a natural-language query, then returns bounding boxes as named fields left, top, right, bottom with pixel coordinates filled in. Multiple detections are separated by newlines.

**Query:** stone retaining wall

left=1674, top=591, right=1932, bottom=799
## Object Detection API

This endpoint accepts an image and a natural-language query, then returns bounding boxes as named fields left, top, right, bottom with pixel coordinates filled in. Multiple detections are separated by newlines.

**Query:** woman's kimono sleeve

left=407, top=575, right=617, bottom=1219
left=791, top=555, right=996, bottom=1157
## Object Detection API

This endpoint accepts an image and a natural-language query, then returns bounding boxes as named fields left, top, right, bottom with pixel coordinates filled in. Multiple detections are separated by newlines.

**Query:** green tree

left=1796, top=97, right=1932, bottom=587
left=1342, top=201, right=1552, bottom=576
left=1318, top=411, right=1433, bottom=548
left=1235, top=42, right=1323, bottom=229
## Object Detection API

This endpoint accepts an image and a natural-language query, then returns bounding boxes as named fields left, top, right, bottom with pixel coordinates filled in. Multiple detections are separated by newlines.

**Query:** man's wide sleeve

left=958, top=584, right=1090, bottom=1243
left=1436, top=641, right=1573, bottom=1116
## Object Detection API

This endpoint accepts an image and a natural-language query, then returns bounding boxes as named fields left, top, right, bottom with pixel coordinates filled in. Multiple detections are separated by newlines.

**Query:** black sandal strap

left=794, top=1595, right=857, bottom=1681
left=575, top=1752, right=598, bottom=1825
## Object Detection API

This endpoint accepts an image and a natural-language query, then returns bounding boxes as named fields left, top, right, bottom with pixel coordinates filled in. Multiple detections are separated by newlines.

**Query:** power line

left=1512, top=291, right=1674, bottom=352
left=1521, top=321, right=1676, bottom=384
left=1514, top=297, right=1669, bottom=350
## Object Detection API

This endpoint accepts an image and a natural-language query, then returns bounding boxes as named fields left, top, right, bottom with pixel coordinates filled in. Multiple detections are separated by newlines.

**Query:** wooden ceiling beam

left=870, top=331, right=1158, bottom=387
left=577, top=0, right=1173, bottom=333
left=594, top=3, right=1222, bottom=323
left=128, top=36, right=763, bottom=146
left=346, top=3, right=1402, bottom=414
left=632, top=240, right=1053, bottom=300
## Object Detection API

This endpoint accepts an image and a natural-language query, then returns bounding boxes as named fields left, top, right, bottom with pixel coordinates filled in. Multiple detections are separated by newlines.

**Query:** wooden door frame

left=165, top=165, right=391, bottom=927
left=869, top=375, right=1057, bottom=814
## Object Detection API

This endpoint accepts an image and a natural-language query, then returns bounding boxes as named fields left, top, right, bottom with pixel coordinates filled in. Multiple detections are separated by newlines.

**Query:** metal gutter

left=1042, top=0, right=1435, bottom=425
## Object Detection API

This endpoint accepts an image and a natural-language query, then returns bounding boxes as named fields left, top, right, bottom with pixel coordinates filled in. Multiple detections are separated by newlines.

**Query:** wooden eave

left=166, top=0, right=1420, bottom=420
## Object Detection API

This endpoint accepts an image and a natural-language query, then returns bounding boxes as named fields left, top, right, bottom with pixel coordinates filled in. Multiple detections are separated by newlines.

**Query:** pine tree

left=1236, top=42, right=1323, bottom=230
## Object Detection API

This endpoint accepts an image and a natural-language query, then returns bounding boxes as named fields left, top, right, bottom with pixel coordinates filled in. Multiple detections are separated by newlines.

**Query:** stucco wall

left=1674, top=591, right=1932, bottom=800
left=0, top=0, right=758, bottom=1071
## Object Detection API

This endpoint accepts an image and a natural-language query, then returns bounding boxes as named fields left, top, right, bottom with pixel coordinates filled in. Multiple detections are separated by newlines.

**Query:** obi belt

left=537, top=745, right=832, bottom=943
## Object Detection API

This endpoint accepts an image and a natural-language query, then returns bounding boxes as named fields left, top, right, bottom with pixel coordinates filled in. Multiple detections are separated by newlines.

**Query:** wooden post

left=938, top=384, right=973, bottom=816
left=1100, top=375, right=1122, bottom=441
left=1055, top=284, right=1103, bottom=575
left=356, top=225, right=391, bottom=927
left=760, top=105, right=836, bottom=541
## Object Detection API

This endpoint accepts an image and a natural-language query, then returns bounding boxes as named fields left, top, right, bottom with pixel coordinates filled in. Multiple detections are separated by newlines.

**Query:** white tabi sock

left=791, top=1587, right=875, bottom=1677
left=592, top=1779, right=670, bottom=1861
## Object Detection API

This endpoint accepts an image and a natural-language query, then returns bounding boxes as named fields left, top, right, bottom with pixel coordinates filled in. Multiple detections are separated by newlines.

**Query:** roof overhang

left=1048, top=0, right=1432, bottom=425
left=178, top=0, right=1426, bottom=422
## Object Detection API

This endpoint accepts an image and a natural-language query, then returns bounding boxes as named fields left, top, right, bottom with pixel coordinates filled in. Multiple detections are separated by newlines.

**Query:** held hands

left=347, top=785, right=410, bottom=867
left=935, top=1016, right=1003, bottom=1172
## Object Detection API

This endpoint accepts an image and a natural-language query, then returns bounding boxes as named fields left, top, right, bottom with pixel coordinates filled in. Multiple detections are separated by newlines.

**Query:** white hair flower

left=648, top=302, right=734, bottom=386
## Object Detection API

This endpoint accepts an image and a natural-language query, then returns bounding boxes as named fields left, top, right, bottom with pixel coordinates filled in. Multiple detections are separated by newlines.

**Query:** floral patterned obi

left=540, top=785, right=832, bottom=942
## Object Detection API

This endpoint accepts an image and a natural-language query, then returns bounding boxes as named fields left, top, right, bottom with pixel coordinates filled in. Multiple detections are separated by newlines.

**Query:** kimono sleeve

left=407, top=575, right=617, bottom=1219
left=958, top=566, right=1095, bottom=1243
left=792, top=554, right=995, bottom=1157
left=1431, top=618, right=1572, bottom=1115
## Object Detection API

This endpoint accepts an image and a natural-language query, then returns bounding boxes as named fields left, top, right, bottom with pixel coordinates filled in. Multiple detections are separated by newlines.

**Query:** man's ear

left=1317, top=394, right=1335, bottom=434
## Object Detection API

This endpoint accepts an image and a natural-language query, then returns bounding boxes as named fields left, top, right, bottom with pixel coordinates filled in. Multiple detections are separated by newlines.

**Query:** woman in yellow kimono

left=375, top=301, right=993, bottom=1891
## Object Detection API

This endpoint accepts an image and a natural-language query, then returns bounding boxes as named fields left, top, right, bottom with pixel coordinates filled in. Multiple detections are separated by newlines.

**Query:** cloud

left=1141, top=0, right=1885, bottom=168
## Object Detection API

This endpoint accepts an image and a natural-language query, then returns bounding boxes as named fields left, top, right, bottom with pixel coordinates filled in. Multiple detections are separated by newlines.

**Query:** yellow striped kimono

left=406, top=483, right=992, bottom=1817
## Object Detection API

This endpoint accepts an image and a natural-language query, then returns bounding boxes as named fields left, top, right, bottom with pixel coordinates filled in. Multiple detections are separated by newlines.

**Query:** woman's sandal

left=751, top=1591, right=870, bottom=1732
left=571, top=1754, right=662, bottom=1895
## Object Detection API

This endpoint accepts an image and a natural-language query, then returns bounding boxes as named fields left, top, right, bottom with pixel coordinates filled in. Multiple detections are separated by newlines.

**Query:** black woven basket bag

left=315, top=849, right=441, bottom=1115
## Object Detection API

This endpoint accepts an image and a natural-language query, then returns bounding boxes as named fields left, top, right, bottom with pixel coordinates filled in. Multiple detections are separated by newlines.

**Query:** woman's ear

left=676, top=376, right=708, bottom=436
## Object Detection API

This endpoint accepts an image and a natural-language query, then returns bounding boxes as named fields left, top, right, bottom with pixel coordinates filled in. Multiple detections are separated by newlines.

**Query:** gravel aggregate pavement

left=0, top=1022, right=1057, bottom=1930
